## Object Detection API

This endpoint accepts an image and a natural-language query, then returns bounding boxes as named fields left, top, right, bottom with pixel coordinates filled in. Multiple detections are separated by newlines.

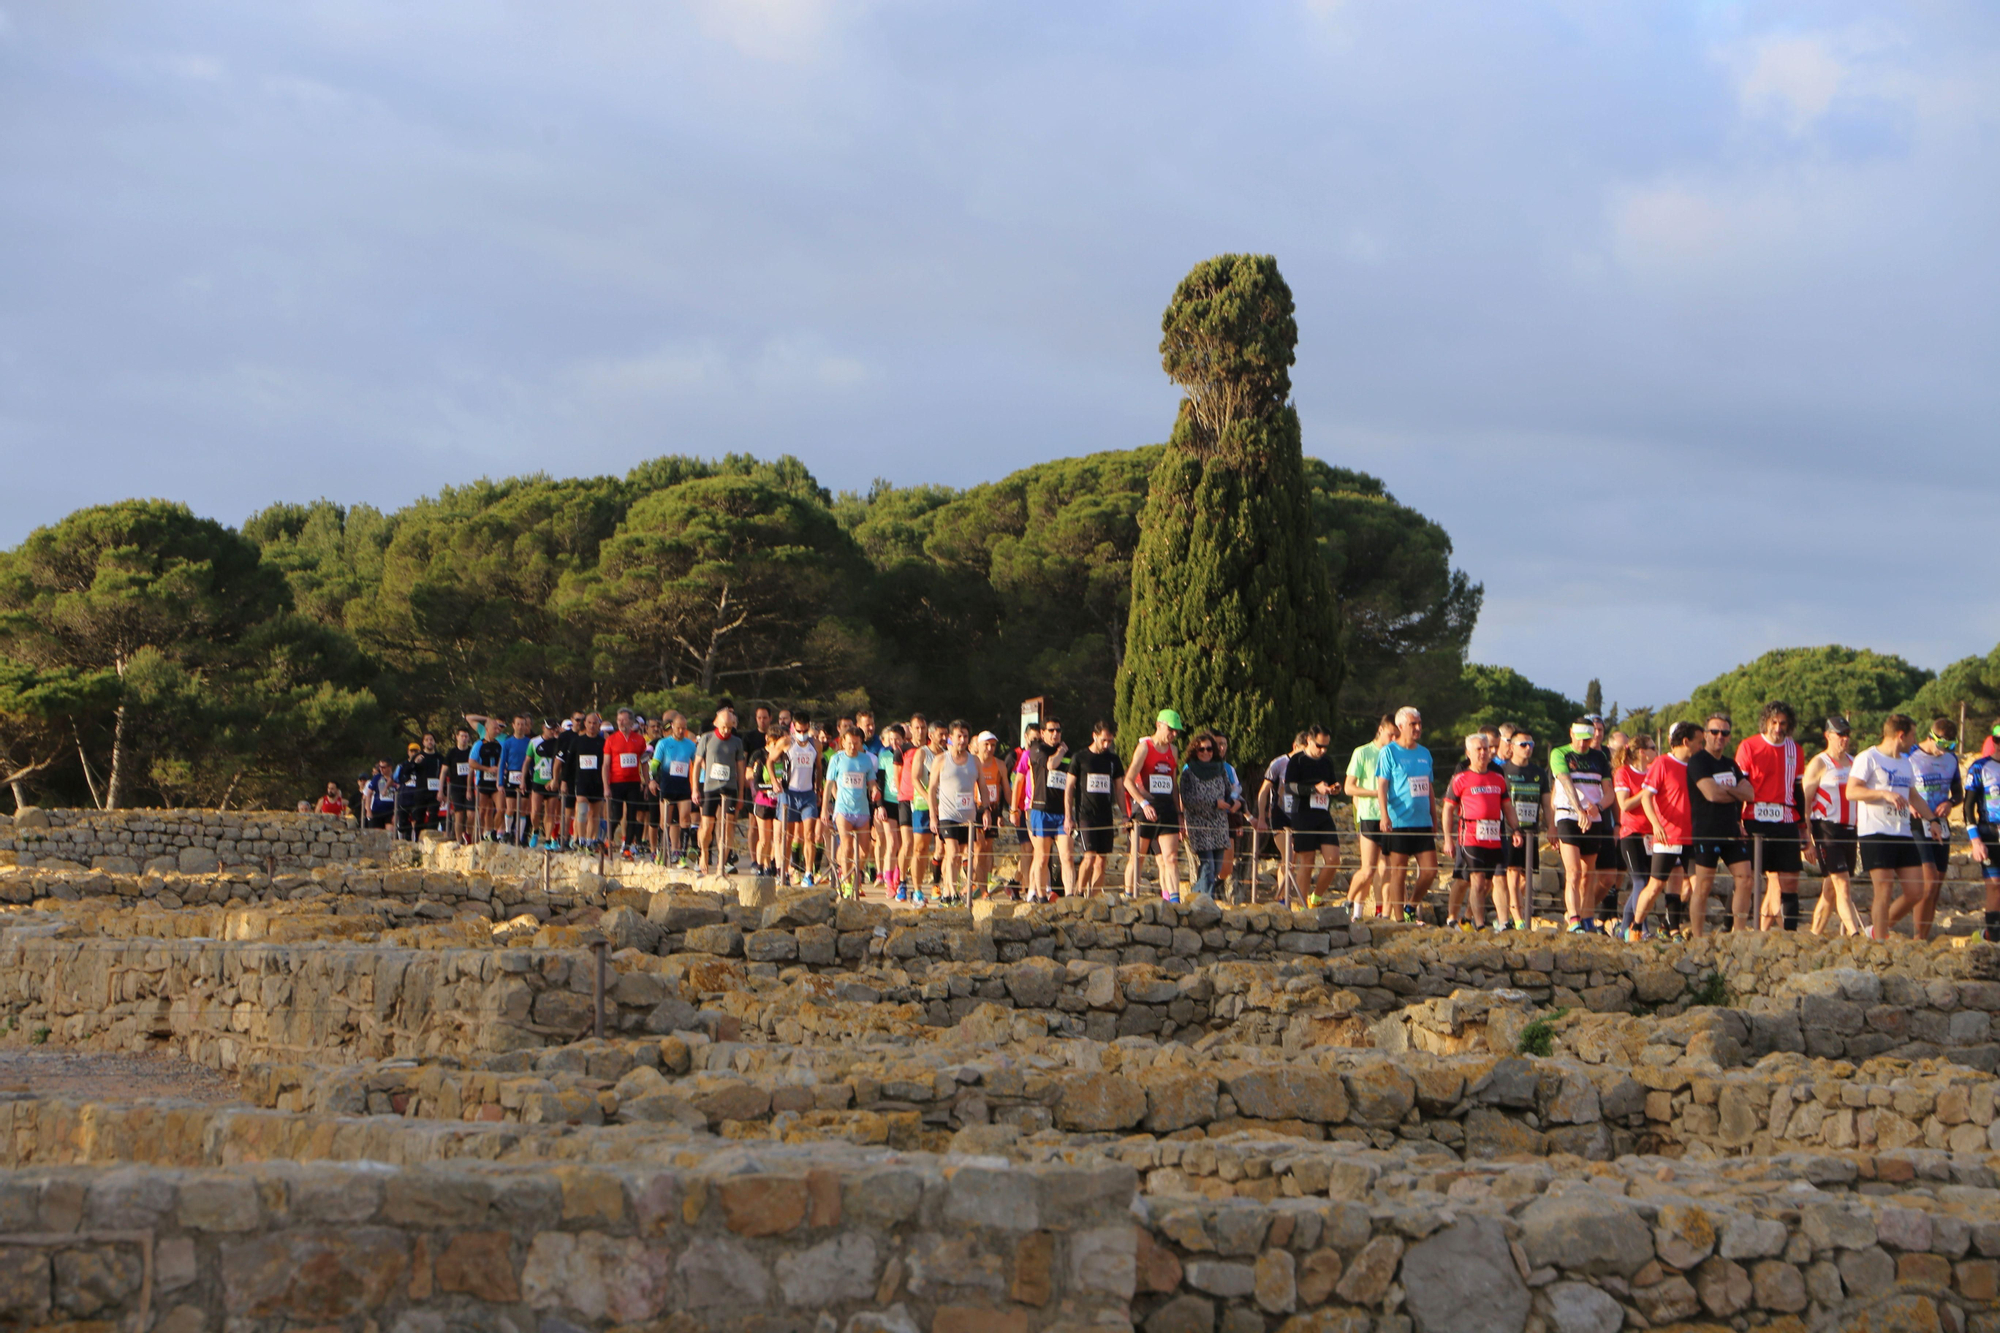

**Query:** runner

left=693, top=707, right=747, bottom=874
left=1612, top=735, right=1658, bottom=940
left=1372, top=707, right=1439, bottom=922
left=1549, top=720, right=1615, bottom=932
left=488, top=715, right=528, bottom=845
left=927, top=721, right=981, bottom=903
left=1442, top=732, right=1514, bottom=931
left=601, top=708, right=648, bottom=858
left=1498, top=730, right=1548, bottom=930
left=1803, top=715, right=1864, bottom=936
left=972, top=731, right=1008, bottom=898
left=363, top=759, right=396, bottom=830
left=1900, top=718, right=1964, bottom=940
left=1848, top=713, right=1930, bottom=941
left=415, top=732, right=445, bottom=836
left=823, top=727, right=876, bottom=898
left=1257, top=731, right=1304, bottom=904
left=392, top=742, right=428, bottom=841
left=1021, top=720, right=1074, bottom=901
left=876, top=724, right=907, bottom=896
left=1175, top=732, right=1231, bottom=899
left=900, top=717, right=938, bottom=900
left=1343, top=719, right=1394, bottom=915
left=770, top=716, right=818, bottom=884
left=749, top=727, right=786, bottom=875
left=1124, top=710, right=1186, bottom=902
left=1687, top=712, right=1756, bottom=932
left=1069, top=722, right=1121, bottom=893
left=557, top=712, right=606, bottom=851
left=1631, top=722, right=1700, bottom=936
left=652, top=713, right=698, bottom=865
left=527, top=720, right=561, bottom=848
left=1735, top=701, right=1805, bottom=930
left=442, top=727, right=475, bottom=842
left=1284, top=725, right=1342, bottom=906
left=1966, top=724, right=2000, bottom=942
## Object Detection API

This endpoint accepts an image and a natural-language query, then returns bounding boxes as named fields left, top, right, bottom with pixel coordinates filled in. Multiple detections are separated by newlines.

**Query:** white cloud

left=1736, top=34, right=1846, bottom=133
left=684, top=0, right=861, bottom=63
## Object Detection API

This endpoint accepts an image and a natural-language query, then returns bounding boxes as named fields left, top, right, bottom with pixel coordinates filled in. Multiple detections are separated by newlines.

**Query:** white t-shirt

left=1851, top=745, right=1914, bottom=839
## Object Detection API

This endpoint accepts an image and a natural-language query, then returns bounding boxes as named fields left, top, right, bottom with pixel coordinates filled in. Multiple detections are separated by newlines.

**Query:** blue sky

left=3, top=1, right=1996, bottom=707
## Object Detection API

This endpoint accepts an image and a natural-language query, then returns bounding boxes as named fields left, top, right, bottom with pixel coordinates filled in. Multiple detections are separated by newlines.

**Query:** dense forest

left=5, top=445, right=1988, bottom=812
left=0, top=447, right=1483, bottom=810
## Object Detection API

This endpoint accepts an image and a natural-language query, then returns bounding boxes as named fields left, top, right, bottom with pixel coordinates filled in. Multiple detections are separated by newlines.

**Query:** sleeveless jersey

left=1810, top=756, right=1854, bottom=826
left=1135, top=738, right=1179, bottom=800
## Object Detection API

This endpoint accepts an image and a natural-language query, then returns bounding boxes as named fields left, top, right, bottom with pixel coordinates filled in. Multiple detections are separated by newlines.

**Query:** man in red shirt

left=1735, top=701, right=1804, bottom=930
left=1632, top=721, right=1702, bottom=936
left=1442, top=733, right=1516, bottom=930
left=604, top=708, right=652, bottom=858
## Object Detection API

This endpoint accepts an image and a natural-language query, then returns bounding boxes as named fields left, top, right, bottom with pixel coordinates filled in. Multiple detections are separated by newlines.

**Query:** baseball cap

left=560, top=719, right=574, bottom=731
left=406, top=742, right=421, bottom=754
left=1824, top=716, right=1851, bottom=736
left=976, top=730, right=997, bottom=744
left=1570, top=723, right=1594, bottom=739
left=1157, top=709, right=1185, bottom=731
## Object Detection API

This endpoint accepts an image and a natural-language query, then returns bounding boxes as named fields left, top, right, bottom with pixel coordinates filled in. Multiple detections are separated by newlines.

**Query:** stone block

left=1401, top=1215, right=1528, bottom=1333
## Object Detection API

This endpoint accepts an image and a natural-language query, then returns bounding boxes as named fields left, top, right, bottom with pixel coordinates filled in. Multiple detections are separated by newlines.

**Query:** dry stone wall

left=0, top=806, right=386, bottom=873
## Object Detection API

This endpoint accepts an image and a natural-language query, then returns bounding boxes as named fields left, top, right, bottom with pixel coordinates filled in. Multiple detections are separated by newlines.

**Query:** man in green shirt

left=1343, top=715, right=1395, bottom=916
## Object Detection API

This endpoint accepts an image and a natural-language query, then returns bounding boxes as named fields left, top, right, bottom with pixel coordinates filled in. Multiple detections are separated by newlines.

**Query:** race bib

left=1475, top=819, right=1502, bottom=842
left=983, top=782, right=999, bottom=801
left=403, top=777, right=417, bottom=788
left=1309, top=792, right=1330, bottom=810
left=426, top=778, right=441, bottom=791
left=1046, top=772, right=1069, bottom=791
left=1714, top=773, right=1737, bottom=787
left=667, top=760, right=689, bottom=777
left=1655, top=843, right=1684, bottom=855
left=842, top=771, right=865, bottom=789
left=1148, top=774, right=1173, bottom=795
left=1282, top=793, right=1295, bottom=813
left=456, top=763, right=470, bottom=776
left=1086, top=773, right=1112, bottom=794
left=1513, top=801, right=1539, bottom=824
left=509, top=770, right=524, bottom=786
left=619, top=752, right=638, bottom=769
left=708, top=763, right=733, bottom=783
left=578, top=755, right=597, bottom=770
left=945, top=794, right=972, bottom=818
left=1752, top=802, right=1787, bottom=824
left=1408, top=775, right=1431, bottom=798
left=534, top=759, right=553, bottom=782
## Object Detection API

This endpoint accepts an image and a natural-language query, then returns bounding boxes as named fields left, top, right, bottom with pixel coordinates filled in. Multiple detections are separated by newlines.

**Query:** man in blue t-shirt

left=1372, top=706, right=1439, bottom=923
left=498, top=714, right=536, bottom=846
left=651, top=712, right=700, bottom=867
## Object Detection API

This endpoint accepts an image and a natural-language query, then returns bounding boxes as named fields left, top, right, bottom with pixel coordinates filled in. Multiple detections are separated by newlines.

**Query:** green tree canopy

left=1669, top=645, right=1933, bottom=740
left=1444, top=664, right=1584, bottom=753
left=1115, top=255, right=1343, bottom=763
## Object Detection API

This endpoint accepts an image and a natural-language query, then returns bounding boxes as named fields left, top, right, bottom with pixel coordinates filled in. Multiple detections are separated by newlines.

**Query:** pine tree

left=1584, top=678, right=1604, bottom=717
left=1114, top=255, right=1343, bottom=765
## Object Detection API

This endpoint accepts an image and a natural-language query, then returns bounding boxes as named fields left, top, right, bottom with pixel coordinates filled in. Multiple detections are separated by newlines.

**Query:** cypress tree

left=1114, top=255, right=1343, bottom=765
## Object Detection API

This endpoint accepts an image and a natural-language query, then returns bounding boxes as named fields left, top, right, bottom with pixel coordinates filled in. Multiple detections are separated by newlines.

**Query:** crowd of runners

left=326, top=698, right=2000, bottom=942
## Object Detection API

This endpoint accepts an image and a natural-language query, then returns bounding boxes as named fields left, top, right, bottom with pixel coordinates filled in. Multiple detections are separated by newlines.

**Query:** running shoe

left=801, top=873, right=816, bottom=888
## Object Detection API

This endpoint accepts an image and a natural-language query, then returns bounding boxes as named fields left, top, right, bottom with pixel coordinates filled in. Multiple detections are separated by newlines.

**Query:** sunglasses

left=1514, top=740, right=1534, bottom=748
left=1707, top=728, right=1732, bottom=736
left=1193, top=744, right=1214, bottom=753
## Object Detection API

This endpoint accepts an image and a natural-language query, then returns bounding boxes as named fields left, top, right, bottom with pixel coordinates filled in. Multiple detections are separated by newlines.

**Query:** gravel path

left=0, top=1047, right=244, bottom=1103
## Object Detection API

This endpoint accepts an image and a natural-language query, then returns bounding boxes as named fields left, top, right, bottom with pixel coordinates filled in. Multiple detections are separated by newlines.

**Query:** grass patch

left=28, top=1026, right=50, bottom=1046
left=1517, top=1006, right=1570, bottom=1058
left=1688, top=971, right=1731, bottom=1008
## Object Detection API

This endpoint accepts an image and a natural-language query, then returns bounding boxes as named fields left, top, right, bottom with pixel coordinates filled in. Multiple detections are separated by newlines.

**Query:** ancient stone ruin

left=2, top=807, right=1999, bottom=1331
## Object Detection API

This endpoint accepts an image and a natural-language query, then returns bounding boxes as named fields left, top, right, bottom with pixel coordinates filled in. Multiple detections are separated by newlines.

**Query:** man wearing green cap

left=1125, top=709, right=1185, bottom=901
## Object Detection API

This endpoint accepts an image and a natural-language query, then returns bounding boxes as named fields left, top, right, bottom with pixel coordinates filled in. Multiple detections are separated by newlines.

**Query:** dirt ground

left=0, top=1047, right=244, bottom=1103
